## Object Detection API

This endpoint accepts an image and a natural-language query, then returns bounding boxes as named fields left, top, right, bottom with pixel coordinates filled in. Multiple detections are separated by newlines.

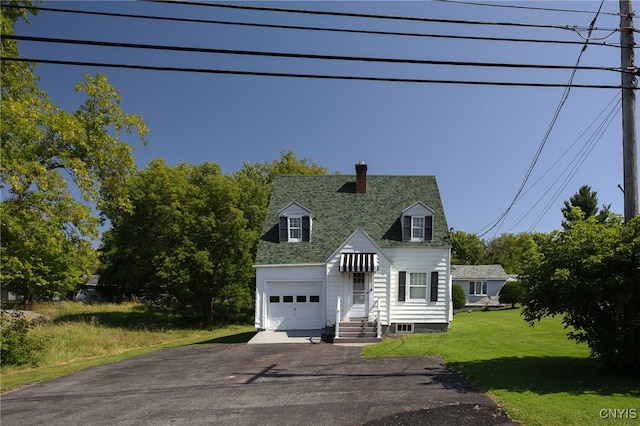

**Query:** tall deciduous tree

left=450, top=230, right=485, bottom=265
left=1, top=3, right=148, bottom=302
left=522, top=216, right=639, bottom=373
left=100, top=160, right=255, bottom=324
left=484, top=233, right=540, bottom=275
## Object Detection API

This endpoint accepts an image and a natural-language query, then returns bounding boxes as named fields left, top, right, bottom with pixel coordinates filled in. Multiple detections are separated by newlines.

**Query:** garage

left=267, top=282, right=323, bottom=330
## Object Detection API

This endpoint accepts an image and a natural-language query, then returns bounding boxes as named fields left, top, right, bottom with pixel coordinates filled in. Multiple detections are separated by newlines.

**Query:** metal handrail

left=335, top=296, right=341, bottom=339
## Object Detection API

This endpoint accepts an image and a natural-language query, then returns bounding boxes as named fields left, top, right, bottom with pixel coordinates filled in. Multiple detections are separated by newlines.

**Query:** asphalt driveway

left=1, top=343, right=516, bottom=425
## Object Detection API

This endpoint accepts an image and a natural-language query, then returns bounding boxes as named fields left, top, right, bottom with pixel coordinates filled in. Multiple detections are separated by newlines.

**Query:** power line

left=147, top=0, right=620, bottom=33
left=2, top=34, right=626, bottom=74
left=477, top=0, right=608, bottom=237
left=527, top=102, right=619, bottom=230
left=436, top=0, right=620, bottom=17
left=0, top=57, right=623, bottom=88
left=504, top=95, right=620, bottom=232
left=3, top=4, right=622, bottom=48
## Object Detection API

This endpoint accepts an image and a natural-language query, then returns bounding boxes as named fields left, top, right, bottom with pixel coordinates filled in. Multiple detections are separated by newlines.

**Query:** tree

left=483, top=233, right=540, bottom=275
left=498, top=281, right=525, bottom=308
left=100, top=160, right=255, bottom=324
left=452, top=284, right=467, bottom=310
left=1, top=4, right=148, bottom=302
left=561, top=185, right=614, bottom=228
left=451, top=231, right=485, bottom=265
left=522, top=216, right=640, bottom=373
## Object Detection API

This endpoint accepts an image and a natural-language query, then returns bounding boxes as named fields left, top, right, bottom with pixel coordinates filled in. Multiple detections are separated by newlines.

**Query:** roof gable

left=277, top=201, right=311, bottom=217
left=402, top=201, right=435, bottom=216
left=255, top=174, right=449, bottom=265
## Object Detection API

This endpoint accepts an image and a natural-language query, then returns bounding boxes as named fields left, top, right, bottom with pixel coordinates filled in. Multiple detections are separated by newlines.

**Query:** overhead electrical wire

left=148, top=0, right=621, bottom=34
left=435, top=0, right=620, bottom=16
left=477, top=0, right=608, bottom=237
left=0, top=57, right=623, bottom=88
left=504, top=95, right=620, bottom=232
left=1, top=34, right=627, bottom=74
left=526, top=102, right=619, bottom=230
left=2, top=4, right=622, bottom=48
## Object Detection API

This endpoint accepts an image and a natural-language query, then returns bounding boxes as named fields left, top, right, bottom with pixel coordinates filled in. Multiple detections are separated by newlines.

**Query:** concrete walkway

left=247, top=329, right=327, bottom=344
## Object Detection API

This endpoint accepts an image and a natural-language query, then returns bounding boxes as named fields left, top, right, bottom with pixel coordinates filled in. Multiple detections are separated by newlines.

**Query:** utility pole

left=620, top=0, right=639, bottom=223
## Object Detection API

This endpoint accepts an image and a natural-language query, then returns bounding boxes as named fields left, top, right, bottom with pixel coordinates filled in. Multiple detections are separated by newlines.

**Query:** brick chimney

left=355, top=161, right=368, bottom=194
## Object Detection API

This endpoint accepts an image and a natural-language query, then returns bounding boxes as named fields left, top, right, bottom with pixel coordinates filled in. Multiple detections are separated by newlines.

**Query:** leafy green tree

left=522, top=216, right=640, bottom=373
left=498, top=281, right=525, bottom=308
left=452, top=284, right=467, bottom=310
left=451, top=231, right=485, bottom=265
left=100, top=160, right=255, bottom=324
left=561, top=185, right=615, bottom=228
left=1, top=4, right=148, bottom=302
left=483, top=233, right=540, bottom=275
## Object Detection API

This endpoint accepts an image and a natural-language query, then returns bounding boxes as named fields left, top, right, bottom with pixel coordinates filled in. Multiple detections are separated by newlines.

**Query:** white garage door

left=267, top=282, right=323, bottom=330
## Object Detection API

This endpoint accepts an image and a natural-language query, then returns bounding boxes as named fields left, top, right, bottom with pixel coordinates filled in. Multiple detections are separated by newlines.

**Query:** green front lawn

left=363, top=309, right=639, bottom=426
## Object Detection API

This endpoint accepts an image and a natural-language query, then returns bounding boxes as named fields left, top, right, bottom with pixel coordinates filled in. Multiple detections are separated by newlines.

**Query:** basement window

left=396, top=324, right=413, bottom=333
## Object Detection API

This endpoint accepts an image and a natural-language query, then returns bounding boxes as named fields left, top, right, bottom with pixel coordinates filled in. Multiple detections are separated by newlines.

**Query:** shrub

left=499, top=281, right=526, bottom=308
left=452, top=284, right=467, bottom=310
left=0, top=311, right=45, bottom=366
left=523, top=216, right=640, bottom=374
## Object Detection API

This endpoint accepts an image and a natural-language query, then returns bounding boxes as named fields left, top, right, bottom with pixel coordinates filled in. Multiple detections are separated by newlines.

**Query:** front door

left=349, top=272, right=367, bottom=318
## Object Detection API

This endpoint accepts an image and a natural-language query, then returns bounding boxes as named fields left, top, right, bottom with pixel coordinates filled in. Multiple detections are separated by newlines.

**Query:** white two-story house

left=254, top=162, right=453, bottom=340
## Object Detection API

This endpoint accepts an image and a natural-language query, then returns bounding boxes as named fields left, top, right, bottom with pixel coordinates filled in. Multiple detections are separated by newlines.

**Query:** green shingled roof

left=255, top=174, right=450, bottom=265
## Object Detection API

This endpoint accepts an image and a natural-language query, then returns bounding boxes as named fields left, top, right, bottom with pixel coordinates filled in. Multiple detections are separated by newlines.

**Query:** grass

left=363, top=308, right=639, bottom=426
left=0, top=301, right=256, bottom=393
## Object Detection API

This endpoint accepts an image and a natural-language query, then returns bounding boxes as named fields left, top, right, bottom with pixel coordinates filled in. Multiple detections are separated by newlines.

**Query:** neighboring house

left=451, top=264, right=509, bottom=307
left=254, top=162, right=453, bottom=340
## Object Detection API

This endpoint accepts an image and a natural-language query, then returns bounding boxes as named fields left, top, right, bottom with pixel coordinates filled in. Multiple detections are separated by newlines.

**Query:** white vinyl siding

left=388, top=247, right=451, bottom=325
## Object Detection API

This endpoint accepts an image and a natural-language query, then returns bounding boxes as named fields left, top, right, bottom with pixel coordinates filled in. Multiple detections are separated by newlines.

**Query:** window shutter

left=398, top=271, right=406, bottom=301
left=279, top=216, right=288, bottom=242
left=430, top=271, right=439, bottom=302
left=425, top=216, right=433, bottom=241
left=469, top=282, right=474, bottom=295
left=302, top=216, right=310, bottom=242
left=403, top=216, right=411, bottom=241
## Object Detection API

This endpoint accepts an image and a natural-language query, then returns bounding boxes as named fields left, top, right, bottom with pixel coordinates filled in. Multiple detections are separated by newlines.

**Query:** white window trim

left=288, top=216, right=302, bottom=242
left=411, top=216, right=425, bottom=241
left=469, top=281, right=488, bottom=296
left=409, top=272, right=428, bottom=300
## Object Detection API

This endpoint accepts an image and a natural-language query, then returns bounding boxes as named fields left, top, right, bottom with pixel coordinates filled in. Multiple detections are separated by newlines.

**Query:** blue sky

left=13, top=1, right=633, bottom=238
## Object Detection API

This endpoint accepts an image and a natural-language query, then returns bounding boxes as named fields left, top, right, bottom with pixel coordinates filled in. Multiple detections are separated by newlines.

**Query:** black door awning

left=339, top=253, right=379, bottom=272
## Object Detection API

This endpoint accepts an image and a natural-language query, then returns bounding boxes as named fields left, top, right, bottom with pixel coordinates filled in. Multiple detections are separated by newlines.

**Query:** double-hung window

left=288, top=217, right=302, bottom=241
left=409, top=272, right=427, bottom=299
left=469, top=281, right=488, bottom=295
left=412, top=217, right=425, bottom=240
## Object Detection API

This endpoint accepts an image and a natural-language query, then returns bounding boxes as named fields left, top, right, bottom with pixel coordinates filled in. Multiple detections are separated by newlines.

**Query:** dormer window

left=412, top=216, right=425, bottom=240
left=402, top=202, right=434, bottom=242
left=288, top=217, right=302, bottom=241
left=278, top=202, right=312, bottom=243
